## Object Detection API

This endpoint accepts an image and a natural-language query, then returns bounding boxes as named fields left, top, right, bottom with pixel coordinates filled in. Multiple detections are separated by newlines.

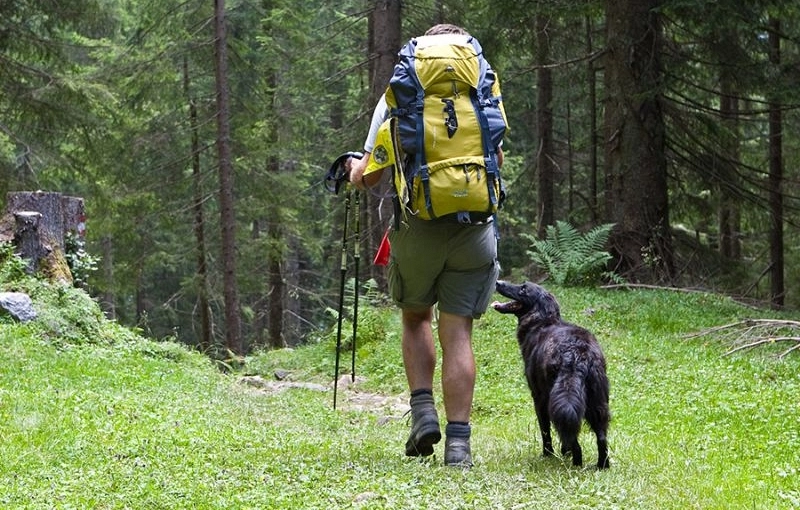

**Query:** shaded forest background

left=1, top=0, right=798, bottom=355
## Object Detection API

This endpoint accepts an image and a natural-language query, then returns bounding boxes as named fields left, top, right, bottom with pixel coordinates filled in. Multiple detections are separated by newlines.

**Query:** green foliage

left=1, top=240, right=137, bottom=346
left=320, top=278, right=392, bottom=347
left=0, top=131, right=14, bottom=168
left=524, top=221, right=622, bottom=286
left=0, top=242, right=29, bottom=285
left=30, top=280, right=136, bottom=346
left=64, top=231, right=100, bottom=287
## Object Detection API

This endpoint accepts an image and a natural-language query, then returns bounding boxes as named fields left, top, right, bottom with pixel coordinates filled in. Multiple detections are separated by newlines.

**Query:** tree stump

left=0, top=191, right=85, bottom=283
left=13, top=212, right=49, bottom=274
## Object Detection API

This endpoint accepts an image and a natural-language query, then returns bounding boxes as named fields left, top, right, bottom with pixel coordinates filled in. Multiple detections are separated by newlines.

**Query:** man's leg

left=402, top=307, right=441, bottom=456
left=438, top=311, right=475, bottom=422
left=438, top=311, right=475, bottom=467
left=401, top=307, right=436, bottom=391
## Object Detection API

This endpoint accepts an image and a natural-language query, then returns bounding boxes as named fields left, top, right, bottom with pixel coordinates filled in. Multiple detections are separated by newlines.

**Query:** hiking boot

left=444, top=437, right=473, bottom=468
left=404, top=393, right=441, bottom=457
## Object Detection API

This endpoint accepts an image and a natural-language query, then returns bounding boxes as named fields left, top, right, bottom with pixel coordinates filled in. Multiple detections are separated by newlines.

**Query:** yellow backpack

left=384, top=33, right=508, bottom=223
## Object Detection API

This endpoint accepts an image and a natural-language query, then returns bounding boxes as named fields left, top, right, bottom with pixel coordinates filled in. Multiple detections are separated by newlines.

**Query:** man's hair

left=424, top=24, right=469, bottom=36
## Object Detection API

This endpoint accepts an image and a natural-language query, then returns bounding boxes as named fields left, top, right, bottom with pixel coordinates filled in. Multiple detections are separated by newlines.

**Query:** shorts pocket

left=472, top=259, right=500, bottom=316
left=388, top=259, right=403, bottom=304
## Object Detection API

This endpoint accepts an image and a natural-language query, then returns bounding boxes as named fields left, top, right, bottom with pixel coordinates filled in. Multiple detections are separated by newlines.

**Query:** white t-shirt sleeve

left=363, top=94, right=390, bottom=153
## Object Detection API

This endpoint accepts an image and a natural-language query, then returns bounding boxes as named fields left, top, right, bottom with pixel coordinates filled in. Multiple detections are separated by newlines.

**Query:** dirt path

left=239, top=374, right=410, bottom=418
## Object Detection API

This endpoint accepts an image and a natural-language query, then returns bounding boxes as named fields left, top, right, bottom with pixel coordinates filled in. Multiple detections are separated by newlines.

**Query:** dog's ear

left=531, top=285, right=561, bottom=322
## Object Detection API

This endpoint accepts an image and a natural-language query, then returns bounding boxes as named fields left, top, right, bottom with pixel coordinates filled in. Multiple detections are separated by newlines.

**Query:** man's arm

left=349, top=95, right=389, bottom=189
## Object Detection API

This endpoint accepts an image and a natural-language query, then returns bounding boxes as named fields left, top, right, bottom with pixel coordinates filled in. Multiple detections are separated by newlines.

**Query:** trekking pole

left=351, top=190, right=360, bottom=383
left=332, top=188, right=350, bottom=410
left=324, top=151, right=362, bottom=410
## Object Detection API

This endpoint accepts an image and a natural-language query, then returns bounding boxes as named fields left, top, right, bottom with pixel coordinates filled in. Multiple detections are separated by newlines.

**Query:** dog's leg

left=586, top=404, right=611, bottom=469
left=586, top=410, right=610, bottom=469
left=557, top=427, right=582, bottom=466
left=595, top=433, right=609, bottom=469
left=585, top=361, right=611, bottom=469
left=533, top=393, right=554, bottom=457
left=565, top=439, right=582, bottom=467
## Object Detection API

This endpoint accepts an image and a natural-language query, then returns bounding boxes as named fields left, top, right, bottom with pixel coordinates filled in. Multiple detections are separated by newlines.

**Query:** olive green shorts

left=387, top=216, right=500, bottom=318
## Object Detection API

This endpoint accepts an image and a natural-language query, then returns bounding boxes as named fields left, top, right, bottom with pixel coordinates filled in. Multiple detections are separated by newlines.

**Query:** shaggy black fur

left=493, top=281, right=610, bottom=469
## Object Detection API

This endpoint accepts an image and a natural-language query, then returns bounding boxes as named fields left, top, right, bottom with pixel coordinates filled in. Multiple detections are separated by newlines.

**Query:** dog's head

left=492, top=280, right=561, bottom=323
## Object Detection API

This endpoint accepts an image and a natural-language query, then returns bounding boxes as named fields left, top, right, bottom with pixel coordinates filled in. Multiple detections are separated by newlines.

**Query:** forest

left=2, top=0, right=798, bottom=355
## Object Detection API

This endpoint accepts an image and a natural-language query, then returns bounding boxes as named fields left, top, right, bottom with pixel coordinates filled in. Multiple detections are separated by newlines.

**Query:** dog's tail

left=549, top=355, right=587, bottom=447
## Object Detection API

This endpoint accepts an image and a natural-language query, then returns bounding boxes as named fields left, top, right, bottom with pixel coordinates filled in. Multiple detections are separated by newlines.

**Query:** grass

left=1, top=274, right=799, bottom=509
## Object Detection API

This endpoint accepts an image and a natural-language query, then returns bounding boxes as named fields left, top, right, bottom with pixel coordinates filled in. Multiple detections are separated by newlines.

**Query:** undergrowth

left=524, top=221, right=622, bottom=285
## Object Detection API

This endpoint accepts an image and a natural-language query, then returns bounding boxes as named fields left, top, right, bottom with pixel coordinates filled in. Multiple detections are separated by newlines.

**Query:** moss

left=41, top=245, right=74, bottom=285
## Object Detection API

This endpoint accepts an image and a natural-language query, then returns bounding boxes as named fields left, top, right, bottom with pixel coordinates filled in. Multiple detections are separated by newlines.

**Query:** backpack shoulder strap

left=391, top=38, right=429, bottom=189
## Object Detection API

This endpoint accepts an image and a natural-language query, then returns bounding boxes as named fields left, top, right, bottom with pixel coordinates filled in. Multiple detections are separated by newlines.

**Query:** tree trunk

left=184, top=55, right=213, bottom=352
left=535, top=13, right=555, bottom=238
left=267, top=220, right=285, bottom=348
left=712, top=18, right=742, bottom=262
left=718, top=75, right=741, bottom=260
left=249, top=220, right=266, bottom=348
left=768, top=18, right=784, bottom=308
left=101, top=235, right=116, bottom=319
left=365, top=0, right=401, bottom=292
left=284, top=237, right=302, bottom=347
left=12, top=212, right=48, bottom=275
left=259, top=51, right=287, bottom=350
left=135, top=244, right=146, bottom=327
left=214, top=0, right=242, bottom=355
left=586, top=14, right=599, bottom=223
left=603, top=0, right=673, bottom=281
left=263, top=142, right=286, bottom=349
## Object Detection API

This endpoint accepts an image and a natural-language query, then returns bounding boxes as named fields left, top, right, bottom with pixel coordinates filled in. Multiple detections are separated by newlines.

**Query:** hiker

left=348, top=23, right=508, bottom=467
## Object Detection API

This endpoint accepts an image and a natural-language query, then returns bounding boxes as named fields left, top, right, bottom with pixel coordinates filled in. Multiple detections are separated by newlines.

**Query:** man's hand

left=348, top=152, right=382, bottom=190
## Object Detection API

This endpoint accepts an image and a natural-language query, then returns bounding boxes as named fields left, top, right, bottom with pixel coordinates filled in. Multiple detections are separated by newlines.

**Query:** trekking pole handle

left=325, top=151, right=364, bottom=194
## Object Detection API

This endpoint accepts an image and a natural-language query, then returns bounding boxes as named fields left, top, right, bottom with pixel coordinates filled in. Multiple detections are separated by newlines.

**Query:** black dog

left=493, top=281, right=610, bottom=469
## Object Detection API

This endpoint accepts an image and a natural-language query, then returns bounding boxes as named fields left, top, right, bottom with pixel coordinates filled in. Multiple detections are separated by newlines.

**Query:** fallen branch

left=601, top=283, right=708, bottom=293
left=724, top=336, right=800, bottom=357
left=780, top=343, right=800, bottom=359
left=601, top=284, right=770, bottom=310
left=686, top=319, right=800, bottom=359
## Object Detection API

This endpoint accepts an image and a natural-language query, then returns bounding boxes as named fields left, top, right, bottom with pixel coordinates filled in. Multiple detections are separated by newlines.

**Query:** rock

left=0, top=292, right=37, bottom=322
left=239, top=375, right=328, bottom=393
left=333, top=374, right=367, bottom=390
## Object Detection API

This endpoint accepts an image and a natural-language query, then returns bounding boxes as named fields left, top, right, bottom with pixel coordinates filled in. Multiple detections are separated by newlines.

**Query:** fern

left=523, top=221, right=622, bottom=286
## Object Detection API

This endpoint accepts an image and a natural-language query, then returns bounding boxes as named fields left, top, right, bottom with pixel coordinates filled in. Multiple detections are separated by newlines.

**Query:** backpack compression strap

left=398, top=39, right=433, bottom=217
left=469, top=37, right=503, bottom=212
